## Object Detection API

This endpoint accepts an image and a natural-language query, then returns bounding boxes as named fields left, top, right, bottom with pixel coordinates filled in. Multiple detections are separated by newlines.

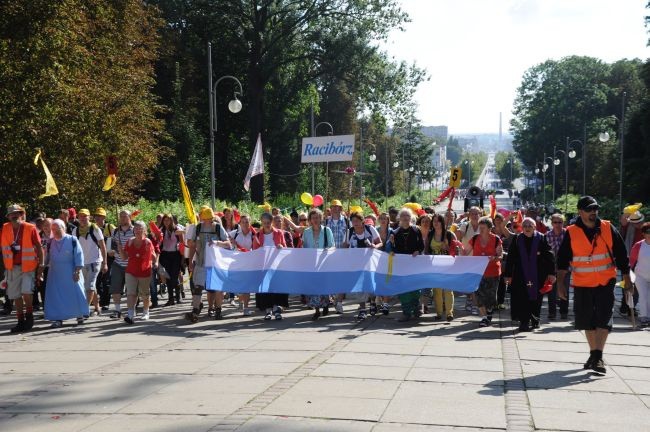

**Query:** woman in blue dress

left=45, top=219, right=87, bottom=328
left=302, top=209, right=335, bottom=320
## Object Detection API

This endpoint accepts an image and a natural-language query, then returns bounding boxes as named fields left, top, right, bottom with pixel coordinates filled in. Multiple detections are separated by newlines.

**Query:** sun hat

left=629, top=211, right=645, bottom=223
left=5, top=204, right=25, bottom=217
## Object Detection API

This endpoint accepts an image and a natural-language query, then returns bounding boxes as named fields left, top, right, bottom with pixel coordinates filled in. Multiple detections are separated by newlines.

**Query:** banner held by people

left=205, top=247, right=489, bottom=296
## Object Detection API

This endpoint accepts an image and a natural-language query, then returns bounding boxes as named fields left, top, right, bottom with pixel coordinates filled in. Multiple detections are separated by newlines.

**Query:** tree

left=494, top=151, right=522, bottom=188
left=0, top=0, right=165, bottom=211
left=510, top=56, right=646, bottom=202
left=149, top=0, right=426, bottom=203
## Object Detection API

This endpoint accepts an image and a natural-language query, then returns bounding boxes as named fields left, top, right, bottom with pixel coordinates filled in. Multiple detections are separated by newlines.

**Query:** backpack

left=74, top=223, right=100, bottom=249
left=194, top=222, right=222, bottom=242
left=348, top=225, right=373, bottom=248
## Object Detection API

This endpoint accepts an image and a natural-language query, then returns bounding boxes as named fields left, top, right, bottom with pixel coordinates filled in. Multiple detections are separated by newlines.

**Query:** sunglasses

left=552, top=221, right=563, bottom=224
left=299, top=219, right=308, bottom=222
left=582, top=208, right=598, bottom=213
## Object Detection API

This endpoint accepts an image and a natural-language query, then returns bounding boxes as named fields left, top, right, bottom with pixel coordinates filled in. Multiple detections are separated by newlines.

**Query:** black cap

left=577, top=196, right=599, bottom=211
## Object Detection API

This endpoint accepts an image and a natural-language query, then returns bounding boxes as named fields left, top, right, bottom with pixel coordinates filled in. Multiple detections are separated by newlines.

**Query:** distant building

left=432, top=145, right=447, bottom=172
left=421, top=125, right=448, bottom=140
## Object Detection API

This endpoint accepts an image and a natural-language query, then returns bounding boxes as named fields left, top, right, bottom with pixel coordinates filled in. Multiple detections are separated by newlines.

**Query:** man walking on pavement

left=1, top=205, right=44, bottom=333
left=109, top=210, right=134, bottom=318
left=93, top=208, right=115, bottom=311
left=72, top=209, right=108, bottom=316
left=326, top=200, right=350, bottom=314
left=557, top=196, right=632, bottom=374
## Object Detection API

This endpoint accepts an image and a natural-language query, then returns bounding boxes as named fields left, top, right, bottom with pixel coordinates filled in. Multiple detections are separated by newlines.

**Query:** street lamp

left=464, top=160, right=474, bottom=185
left=506, top=157, right=514, bottom=187
left=315, top=122, right=334, bottom=205
left=598, top=92, right=627, bottom=214
left=208, top=42, right=243, bottom=210
left=554, top=146, right=573, bottom=213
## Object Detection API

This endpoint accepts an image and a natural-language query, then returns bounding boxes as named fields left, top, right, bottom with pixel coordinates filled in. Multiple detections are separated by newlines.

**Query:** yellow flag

left=33, top=150, right=59, bottom=198
left=102, top=174, right=117, bottom=191
left=180, top=168, right=197, bottom=225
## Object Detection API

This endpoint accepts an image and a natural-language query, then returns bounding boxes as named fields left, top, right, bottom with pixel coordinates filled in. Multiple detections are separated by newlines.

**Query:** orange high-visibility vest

left=1, top=222, right=39, bottom=272
left=567, top=220, right=617, bottom=288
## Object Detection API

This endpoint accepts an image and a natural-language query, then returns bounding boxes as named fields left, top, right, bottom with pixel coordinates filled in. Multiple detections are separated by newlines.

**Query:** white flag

left=244, top=133, right=264, bottom=191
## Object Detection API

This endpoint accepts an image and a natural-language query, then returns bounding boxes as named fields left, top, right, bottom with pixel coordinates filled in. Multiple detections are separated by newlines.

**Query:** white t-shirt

left=460, top=221, right=480, bottom=249
left=636, top=241, right=650, bottom=280
left=229, top=228, right=253, bottom=250
left=263, top=233, right=275, bottom=246
left=73, top=225, right=105, bottom=264
left=349, top=225, right=380, bottom=248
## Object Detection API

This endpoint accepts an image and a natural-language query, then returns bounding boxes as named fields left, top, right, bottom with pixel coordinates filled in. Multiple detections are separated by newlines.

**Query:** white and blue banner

left=204, top=247, right=488, bottom=296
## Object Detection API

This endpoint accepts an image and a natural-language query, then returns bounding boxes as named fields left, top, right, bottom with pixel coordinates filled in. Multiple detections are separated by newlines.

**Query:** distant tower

left=498, top=112, right=502, bottom=150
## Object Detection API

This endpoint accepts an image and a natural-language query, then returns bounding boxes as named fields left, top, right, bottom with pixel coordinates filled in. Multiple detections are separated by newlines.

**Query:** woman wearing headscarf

left=253, top=212, right=288, bottom=320
left=44, top=219, right=88, bottom=328
left=504, top=217, right=556, bottom=332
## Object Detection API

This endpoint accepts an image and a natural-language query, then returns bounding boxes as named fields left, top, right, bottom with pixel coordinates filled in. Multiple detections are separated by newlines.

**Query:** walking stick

left=626, top=290, right=636, bottom=330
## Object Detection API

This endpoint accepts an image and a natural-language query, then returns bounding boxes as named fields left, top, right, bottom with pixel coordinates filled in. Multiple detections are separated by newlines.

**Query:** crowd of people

left=2, top=195, right=648, bottom=375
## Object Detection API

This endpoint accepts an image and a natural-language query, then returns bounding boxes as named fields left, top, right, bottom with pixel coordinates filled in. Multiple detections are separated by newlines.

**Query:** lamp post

left=208, top=42, right=243, bottom=210
left=506, top=156, right=514, bottom=187
left=554, top=147, right=572, bottom=213
left=315, top=122, right=334, bottom=206
left=598, top=92, right=627, bottom=214
left=464, top=159, right=474, bottom=186
left=567, top=137, right=584, bottom=195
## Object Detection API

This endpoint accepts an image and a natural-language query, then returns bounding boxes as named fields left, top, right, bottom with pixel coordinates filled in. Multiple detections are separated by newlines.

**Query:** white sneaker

left=335, top=302, right=344, bottom=314
left=471, top=306, right=479, bottom=316
left=141, top=312, right=150, bottom=320
left=243, top=308, right=253, bottom=316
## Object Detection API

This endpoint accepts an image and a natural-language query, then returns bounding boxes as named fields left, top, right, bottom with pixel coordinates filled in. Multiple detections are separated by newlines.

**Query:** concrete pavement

left=0, top=293, right=648, bottom=432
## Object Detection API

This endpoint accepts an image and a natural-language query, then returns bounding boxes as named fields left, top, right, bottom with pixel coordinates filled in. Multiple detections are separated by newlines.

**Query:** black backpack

left=348, top=225, right=373, bottom=248
left=194, top=222, right=222, bottom=242
left=74, top=223, right=100, bottom=248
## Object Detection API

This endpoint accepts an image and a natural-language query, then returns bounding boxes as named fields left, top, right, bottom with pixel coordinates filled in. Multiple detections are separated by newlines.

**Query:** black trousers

left=97, top=258, right=113, bottom=307
left=160, top=251, right=182, bottom=300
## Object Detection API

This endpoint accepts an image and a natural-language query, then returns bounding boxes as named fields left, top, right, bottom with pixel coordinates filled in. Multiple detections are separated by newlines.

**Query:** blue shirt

left=302, top=227, right=334, bottom=249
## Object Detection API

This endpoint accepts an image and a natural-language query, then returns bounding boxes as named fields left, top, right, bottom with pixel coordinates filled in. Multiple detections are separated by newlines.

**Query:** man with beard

left=557, top=196, right=631, bottom=374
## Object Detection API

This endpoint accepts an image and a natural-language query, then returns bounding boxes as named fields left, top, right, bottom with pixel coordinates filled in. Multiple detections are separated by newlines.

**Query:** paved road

left=0, top=290, right=648, bottom=431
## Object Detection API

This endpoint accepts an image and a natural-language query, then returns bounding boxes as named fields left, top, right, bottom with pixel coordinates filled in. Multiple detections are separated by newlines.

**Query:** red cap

left=68, top=207, right=77, bottom=219
left=364, top=217, right=375, bottom=226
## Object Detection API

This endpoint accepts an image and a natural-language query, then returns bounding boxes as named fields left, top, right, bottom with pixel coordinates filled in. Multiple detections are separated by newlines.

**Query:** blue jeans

left=149, top=268, right=158, bottom=306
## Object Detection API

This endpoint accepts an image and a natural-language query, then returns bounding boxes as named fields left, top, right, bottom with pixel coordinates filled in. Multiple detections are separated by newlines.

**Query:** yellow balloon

left=349, top=205, right=363, bottom=215
left=301, top=192, right=313, bottom=205
left=257, top=202, right=272, bottom=213
left=624, top=203, right=642, bottom=215
left=403, top=202, right=422, bottom=212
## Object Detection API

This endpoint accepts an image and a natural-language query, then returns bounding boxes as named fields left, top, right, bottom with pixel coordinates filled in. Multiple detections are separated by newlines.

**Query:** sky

left=383, top=0, right=650, bottom=134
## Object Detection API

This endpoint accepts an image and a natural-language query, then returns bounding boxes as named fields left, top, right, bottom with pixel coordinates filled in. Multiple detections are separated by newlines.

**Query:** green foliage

left=459, top=152, right=487, bottom=187
left=494, top=151, right=522, bottom=188
left=511, top=55, right=648, bottom=203
left=149, top=0, right=427, bottom=203
left=0, top=0, right=165, bottom=211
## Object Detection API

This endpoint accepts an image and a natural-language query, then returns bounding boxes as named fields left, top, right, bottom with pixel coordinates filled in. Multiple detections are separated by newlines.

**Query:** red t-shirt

left=12, top=224, right=41, bottom=266
left=124, top=238, right=154, bottom=277
left=470, top=233, right=502, bottom=277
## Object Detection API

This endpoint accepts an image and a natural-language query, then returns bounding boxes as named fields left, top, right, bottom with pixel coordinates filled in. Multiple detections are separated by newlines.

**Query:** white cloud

left=383, top=0, right=649, bottom=134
